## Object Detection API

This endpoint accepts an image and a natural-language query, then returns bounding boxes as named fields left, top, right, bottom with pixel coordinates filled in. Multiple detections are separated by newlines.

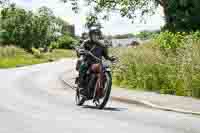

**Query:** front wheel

left=95, top=72, right=112, bottom=109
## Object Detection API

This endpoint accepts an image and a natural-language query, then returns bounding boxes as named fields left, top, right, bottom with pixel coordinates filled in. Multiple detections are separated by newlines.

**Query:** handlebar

left=83, top=50, right=102, bottom=62
left=75, top=47, right=118, bottom=64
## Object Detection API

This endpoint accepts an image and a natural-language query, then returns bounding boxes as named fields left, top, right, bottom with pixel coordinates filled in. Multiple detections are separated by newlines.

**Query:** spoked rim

left=94, top=73, right=111, bottom=108
left=75, top=88, right=80, bottom=104
left=75, top=87, right=85, bottom=106
left=93, top=81, right=107, bottom=106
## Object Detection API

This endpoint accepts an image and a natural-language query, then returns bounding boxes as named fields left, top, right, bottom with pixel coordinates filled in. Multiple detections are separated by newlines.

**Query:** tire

left=96, top=72, right=112, bottom=109
left=75, top=87, right=85, bottom=106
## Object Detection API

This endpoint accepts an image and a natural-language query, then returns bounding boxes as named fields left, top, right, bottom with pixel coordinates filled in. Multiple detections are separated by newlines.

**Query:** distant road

left=0, top=59, right=199, bottom=133
left=102, top=38, right=150, bottom=47
left=111, top=38, right=139, bottom=47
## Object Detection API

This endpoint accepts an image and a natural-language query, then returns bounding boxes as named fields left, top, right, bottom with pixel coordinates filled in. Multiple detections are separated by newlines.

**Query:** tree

left=162, top=0, right=200, bottom=31
left=1, top=4, right=77, bottom=50
left=0, top=0, right=9, bottom=7
left=54, top=17, right=75, bottom=36
left=1, top=5, right=56, bottom=49
left=34, top=6, right=56, bottom=48
left=61, top=0, right=200, bottom=32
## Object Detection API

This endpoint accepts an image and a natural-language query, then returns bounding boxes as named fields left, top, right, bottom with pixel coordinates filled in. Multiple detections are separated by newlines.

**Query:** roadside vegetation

left=0, top=2, right=77, bottom=68
left=1, top=0, right=200, bottom=98
left=0, top=46, right=75, bottom=68
left=113, top=31, right=200, bottom=98
left=135, top=30, right=160, bottom=40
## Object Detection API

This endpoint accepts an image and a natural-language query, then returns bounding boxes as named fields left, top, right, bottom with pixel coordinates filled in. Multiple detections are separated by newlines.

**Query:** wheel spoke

left=75, top=87, right=85, bottom=106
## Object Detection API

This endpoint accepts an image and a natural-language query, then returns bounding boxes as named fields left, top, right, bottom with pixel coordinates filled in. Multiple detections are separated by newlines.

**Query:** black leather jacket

left=79, top=39, right=112, bottom=64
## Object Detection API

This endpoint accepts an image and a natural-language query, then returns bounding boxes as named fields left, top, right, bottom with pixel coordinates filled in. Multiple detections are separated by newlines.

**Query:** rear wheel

left=75, top=87, right=85, bottom=106
left=95, top=72, right=112, bottom=109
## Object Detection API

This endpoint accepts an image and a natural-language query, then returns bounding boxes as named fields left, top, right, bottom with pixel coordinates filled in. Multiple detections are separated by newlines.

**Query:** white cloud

left=11, top=0, right=165, bottom=35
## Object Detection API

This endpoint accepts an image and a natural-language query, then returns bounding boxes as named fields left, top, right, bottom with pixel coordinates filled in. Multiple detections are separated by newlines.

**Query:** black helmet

left=89, top=27, right=102, bottom=37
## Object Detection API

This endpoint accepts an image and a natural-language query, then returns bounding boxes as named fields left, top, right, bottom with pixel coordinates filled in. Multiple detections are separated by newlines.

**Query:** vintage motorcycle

left=75, top=47, right=116, bottom=109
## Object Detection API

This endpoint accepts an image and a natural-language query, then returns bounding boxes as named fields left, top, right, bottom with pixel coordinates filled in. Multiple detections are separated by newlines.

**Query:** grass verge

left=0, top=46, right=75, bottom=68
left=111, top=40, right=200, bottom=98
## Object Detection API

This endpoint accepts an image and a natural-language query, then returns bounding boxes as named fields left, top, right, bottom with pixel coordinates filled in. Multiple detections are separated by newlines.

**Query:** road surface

left=0, top=59, right=199, bottom=133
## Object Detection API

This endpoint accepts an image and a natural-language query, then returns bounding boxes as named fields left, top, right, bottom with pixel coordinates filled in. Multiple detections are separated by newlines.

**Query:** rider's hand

left=78, top=49, right=86, bottom=55
left=110, top=56, right=117, bottom=62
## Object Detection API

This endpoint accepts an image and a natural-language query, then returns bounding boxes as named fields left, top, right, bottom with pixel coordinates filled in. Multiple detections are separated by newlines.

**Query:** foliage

left=49, top=42, right=59, bottom=50
left=0, top=45, right=42, bottom=68
left=154, top=31, right=200, bottom=50
left=61, top=0, right=200, bottom=32
left=163, top=0, right=200, bottom=32
left=190, top=30, right=200, bottom=42
left=0, top=46, right=75, bottom=68
left=62, top=0, right=157, bottom=21
left=54, top=17, right=75, bottom=36
left=0, top=4, right=76, bottom=51
left=113, top=31, right=200, bottom=98
left=49, top=34, right=78, bottom=50
left=154, top=31, right=186, bottom=49
left=56, top=35, right=78, bottom=49
left=0, top=45, right=18, bottom=57
left=31, top=47, right=43, bottom=58
left=0, top=0, right=9, bottom=7
left=46, top=49, right=76, bottom=59
left=136, top=30, right=159, bottom=40
left=1, top=5, right=53, bottom=50
left=85, top=13, right=102, bottom=29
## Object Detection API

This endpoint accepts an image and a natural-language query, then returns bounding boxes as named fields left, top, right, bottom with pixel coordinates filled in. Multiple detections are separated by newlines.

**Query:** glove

left=78, top=49, right=86, bottom=55
left=110, top=56, right=117, bottom=62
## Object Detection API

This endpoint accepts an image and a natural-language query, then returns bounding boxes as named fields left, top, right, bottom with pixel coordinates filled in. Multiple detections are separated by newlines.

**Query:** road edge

left=111, top=96, right=200, bottom=116
left=60, top=73, right=200, bottom=116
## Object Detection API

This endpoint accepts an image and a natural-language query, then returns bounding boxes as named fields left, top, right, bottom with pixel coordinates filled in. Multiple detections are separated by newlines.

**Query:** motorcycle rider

left=76, top=27, right=115, bottom=97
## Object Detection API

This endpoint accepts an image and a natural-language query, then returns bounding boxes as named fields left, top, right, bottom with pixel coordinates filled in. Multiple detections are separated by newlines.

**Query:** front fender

left=105, top=67, right=111, bottom=72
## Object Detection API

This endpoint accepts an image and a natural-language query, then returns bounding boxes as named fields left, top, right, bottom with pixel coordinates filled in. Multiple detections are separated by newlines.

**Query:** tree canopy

left=61, top=0, right=200, bottom=32
left=0, top=3, right=76, bottom=50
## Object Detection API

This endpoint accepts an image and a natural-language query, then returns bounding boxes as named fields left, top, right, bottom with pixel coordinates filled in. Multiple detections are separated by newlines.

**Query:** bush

left=154, top=31, right=186, bottom=49
left=190, top=31, right=200, bottom=43
left=56, top=35, right=78, bottom=49
left=136, top=31, right=159, bottom=40
left=31, top=47, right=43, bottom=58
left=49, top=42, right=59, bottom=50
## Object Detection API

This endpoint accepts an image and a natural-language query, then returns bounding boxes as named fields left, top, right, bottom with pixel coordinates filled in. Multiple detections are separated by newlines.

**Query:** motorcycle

left=75, top=47, right=116, bottom=109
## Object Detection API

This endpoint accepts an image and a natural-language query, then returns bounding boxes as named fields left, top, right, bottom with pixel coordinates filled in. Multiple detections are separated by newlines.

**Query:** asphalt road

left=0, top=59, right=199, bottom=133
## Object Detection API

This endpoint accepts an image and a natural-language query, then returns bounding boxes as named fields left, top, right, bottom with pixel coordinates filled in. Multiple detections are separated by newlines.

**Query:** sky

left=10, top=0, right=165, bottom=36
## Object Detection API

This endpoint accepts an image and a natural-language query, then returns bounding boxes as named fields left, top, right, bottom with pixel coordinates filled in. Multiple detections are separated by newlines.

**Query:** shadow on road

left=82, top=105, right=127, bottom=112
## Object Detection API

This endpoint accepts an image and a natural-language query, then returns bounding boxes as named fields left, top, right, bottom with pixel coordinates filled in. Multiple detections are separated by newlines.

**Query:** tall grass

left=113, top=32, right=200, bottom=98
left=0, top=46, right=21, bottom=57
